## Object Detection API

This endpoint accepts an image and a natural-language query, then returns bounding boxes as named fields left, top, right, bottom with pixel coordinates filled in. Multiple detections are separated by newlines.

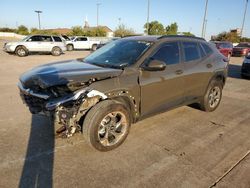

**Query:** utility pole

left=34, top=10, right=42, bottom=30
left=201, top=0, right=208, bottom=38
left=204, top=19, right=208, bottom=39
left=146, top=0, right=150, bottom=35
left=240, top=0, right=248, bottom=37
left=97, top=3, right=101, bottom=26
left=118, top=18, right=121, bottom=26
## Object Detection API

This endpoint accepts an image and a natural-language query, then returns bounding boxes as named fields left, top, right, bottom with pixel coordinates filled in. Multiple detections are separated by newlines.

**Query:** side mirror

left=142, top=59, right=166, bottom=71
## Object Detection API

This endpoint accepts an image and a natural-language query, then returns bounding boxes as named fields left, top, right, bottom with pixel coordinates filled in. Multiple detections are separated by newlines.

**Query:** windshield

left=236, top=43, right=250, bottom=48
left=84, top=39, right=152, bottom=69
left=21, top=36, right=30, bottom=42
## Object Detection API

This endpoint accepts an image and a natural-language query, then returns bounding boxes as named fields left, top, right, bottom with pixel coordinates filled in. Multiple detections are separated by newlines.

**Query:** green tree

left=17, top=25, right=29, bottom=35
left=212, top=31, right=240, bottom=43
left=181, top=32, right=195, bottom=36
left=165, top=22, right=178, bottom=35
left=240, top=37, right=250, bottom=42
left=144, top=21, right=165, bottom=35
left=114, top=24, right=135, bottom=37
left=0, top=27, right=16, bottom=32
left=30, top=28, right=39, bottom=34
left=85, top=27, right=107, bottom=37
left=71, top=26, right=84, bottom=36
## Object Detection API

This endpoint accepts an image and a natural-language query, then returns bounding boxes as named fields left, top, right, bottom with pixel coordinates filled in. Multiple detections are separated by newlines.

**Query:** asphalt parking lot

left=0, top=38, right=250, bottom=188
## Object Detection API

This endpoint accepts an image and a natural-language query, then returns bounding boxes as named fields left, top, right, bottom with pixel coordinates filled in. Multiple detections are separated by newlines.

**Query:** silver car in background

left=3, top=35, right=67, bottom=57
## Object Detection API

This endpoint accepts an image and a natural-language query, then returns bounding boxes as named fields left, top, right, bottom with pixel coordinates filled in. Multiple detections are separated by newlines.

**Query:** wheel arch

left=15, top=45, right=28, bottom=52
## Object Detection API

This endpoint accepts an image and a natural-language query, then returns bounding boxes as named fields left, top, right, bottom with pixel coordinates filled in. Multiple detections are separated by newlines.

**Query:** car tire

left=66, top=44, right=73, bottom=51
left=15, top=46, right=28, bottom=57
left=51, top=47, right=62, bottom=56
left=82, top=100, right=131, bottom=151
left=200, top=79, right=223, bottom=112
left=91, top=44, right=97, bottom=51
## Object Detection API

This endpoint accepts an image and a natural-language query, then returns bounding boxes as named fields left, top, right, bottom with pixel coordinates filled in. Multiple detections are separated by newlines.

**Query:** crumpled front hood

left=20, top=59, right=123, bottom=88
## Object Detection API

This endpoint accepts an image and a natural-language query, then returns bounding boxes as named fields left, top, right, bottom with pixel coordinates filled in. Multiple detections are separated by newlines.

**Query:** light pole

left=118, top=18, right=121, bottom=26
left=146, top=0, right=150, bottom=35
left=97, top=3, right=101, bottom=26
left=240, top=0, right=248, bottom=37
left=34, top=10, right=42, bottom=30
left=201, top=0, right=208, bottom=38
left=204, top=19, right=208, bottom=39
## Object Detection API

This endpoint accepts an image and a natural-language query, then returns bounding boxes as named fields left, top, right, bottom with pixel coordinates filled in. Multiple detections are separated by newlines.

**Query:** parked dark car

left=241, top=53, right=250, bottom=78
left=232, top=42, right=250, bottom=57
left=18, top=35, right=228, bottom=151
left=211, top=41, right=233, bottom=60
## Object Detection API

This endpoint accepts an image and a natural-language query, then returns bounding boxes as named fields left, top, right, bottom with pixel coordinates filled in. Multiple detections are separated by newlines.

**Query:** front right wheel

left=82, top=100, right=131, bottom=151
left=200, top=80, right=223, bottom=112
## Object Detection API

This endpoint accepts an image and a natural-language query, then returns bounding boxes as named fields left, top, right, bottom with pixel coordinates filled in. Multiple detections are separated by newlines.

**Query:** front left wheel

left=82, top=100, right=131, bottom=151
left=15, top=46, right=28, bottom=57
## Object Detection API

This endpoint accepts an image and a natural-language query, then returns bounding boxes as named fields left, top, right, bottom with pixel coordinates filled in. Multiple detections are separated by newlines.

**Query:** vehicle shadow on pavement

left=18, top=114, right=54, bottom=188
left=228, top=64, right=242, bottom=79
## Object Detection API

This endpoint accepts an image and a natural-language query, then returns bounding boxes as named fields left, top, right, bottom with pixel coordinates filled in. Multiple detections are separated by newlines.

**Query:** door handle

left=175, top=70, right=183, bottom=75
left=206, top=63, right=212, bottom=68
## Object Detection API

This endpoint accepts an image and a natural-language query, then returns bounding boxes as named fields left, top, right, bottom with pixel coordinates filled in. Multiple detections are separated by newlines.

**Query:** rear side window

left=201, top=43, right=213, bottom=55
left=183, top=42, right=200, bottom=62
left=41, top=36, right=53, bottom=42
left=152, top=42, right=180, bottom=65
left=198, top=43, right=206, bottom=58
left=53, top=36, right=62, bottom=42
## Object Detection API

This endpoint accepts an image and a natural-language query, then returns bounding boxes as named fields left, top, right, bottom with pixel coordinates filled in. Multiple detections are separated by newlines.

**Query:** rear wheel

left=15, top=46, right=28, bottom=57
left=66, top=44, right=73, bottom=51
left=83, top=100, right=131, bottom=151
left=91, top=44, right=97, bottom=51
left=51, top=47, right=62, bottom=56
left=200, top=80, right=223, bottom=112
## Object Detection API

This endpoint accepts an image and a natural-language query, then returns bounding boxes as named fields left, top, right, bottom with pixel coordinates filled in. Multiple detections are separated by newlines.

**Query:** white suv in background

left=3, top=35, right=67, bottom=57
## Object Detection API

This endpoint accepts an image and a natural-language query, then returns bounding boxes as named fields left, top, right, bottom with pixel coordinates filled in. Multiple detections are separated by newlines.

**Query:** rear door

left=139, top=41, right=185, bottom=117
left=39, top=35, right=54, bottom=51
left=181, top=41, right=213, bottom=101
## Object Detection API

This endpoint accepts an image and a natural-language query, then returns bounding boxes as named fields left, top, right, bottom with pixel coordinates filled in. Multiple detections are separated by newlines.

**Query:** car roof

left=121, top=35, right=206, bottom=42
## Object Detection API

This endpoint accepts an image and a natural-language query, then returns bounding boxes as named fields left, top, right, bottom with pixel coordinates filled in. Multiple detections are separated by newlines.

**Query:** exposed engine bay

left=19, top=81, right=108, bottom=137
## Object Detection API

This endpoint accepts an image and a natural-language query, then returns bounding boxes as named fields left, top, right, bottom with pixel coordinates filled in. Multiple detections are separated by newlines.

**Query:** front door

left=74, top=37, right=89, bottom=49
left=139, top=41, right=185, bottom=117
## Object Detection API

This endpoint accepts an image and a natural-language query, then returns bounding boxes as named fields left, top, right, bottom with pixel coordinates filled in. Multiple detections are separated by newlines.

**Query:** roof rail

left=158, top=35, right=206, bottom=41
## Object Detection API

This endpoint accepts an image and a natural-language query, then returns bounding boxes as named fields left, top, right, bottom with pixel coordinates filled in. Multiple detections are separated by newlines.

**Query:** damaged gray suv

left=18, top=35, right=228, bottom=151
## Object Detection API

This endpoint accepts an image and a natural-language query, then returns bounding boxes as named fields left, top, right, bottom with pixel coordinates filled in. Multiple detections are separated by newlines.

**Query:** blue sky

left=0, top=0, right=249, bottom=39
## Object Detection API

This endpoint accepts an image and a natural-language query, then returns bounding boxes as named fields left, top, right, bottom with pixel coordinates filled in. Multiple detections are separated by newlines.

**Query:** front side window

left=84, top=40, right=152, bottom=69
left=28, top=36, right=42, bottom=42
left=77, top=37, right=87, bottom=41
left=151, top=42, right=180, bottom=65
